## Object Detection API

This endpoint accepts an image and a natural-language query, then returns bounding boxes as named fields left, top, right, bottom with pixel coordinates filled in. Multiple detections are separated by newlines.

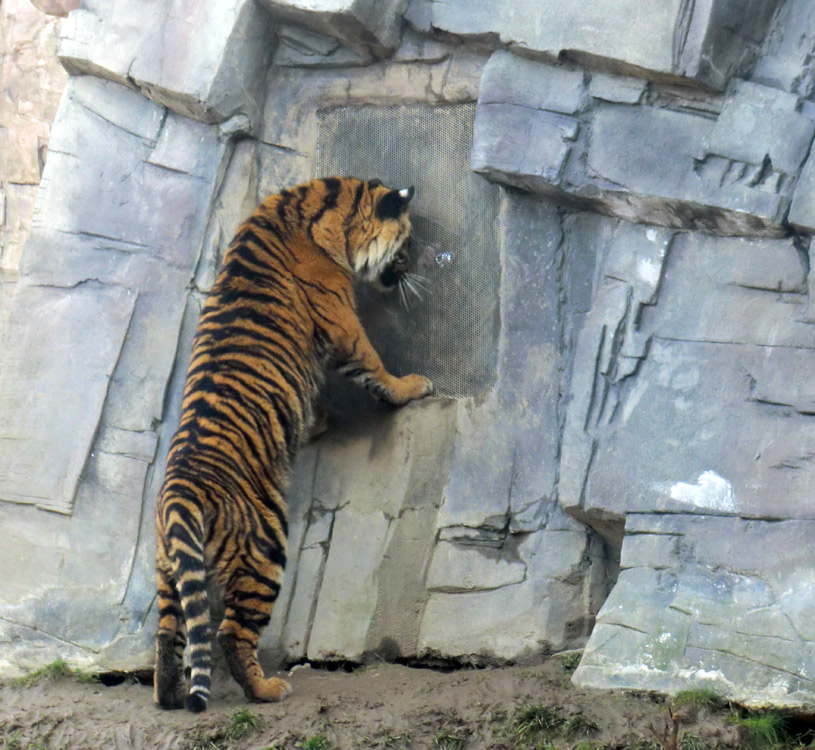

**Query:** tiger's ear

left=376, top=186, right=415, bottom=219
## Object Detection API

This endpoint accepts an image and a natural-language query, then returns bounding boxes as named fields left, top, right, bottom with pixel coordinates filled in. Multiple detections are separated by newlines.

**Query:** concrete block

left=620, top=534, right=681, bottom=570
left=560, top=225, right=815, bottom=541
left=419, top=578, right=579, bottom=662
left=586, top=104, right=706, bottom=200
left=407, top=0, right=679, bottom=77
left=474, top=59, right=795, bottom=236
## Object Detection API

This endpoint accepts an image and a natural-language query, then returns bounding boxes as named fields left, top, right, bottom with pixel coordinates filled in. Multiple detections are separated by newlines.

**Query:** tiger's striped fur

left=154, top=177, right=433, bottom=713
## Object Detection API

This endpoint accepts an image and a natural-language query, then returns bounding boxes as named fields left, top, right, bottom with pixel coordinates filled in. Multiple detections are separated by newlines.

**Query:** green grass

left=226, top=709, right=260, bottom=740
left=298, top=736, right=331, bottom=750
left=433, top=728, right=466, bottom=749
left=560, top=651, right=583, bottom=674
left=380, top=732, right=412, bottom=748
left=496, top=703, right=602, bottom=748
left=13, top=657, right=99, bottom=686
left=680, top=732, right=711, bottom=750
left=729, top=710, right=786, bottom=750
left=564, top=713, right=599, bottom=738
left=672, top=688, right=724, bottom=712
left=513, top=704, right=565, bottom=734
left=0, top=730, right=21, bottom=750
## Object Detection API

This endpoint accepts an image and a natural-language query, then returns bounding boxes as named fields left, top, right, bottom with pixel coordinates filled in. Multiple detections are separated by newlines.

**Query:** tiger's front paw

left=394, top=374, right=433, bottom=405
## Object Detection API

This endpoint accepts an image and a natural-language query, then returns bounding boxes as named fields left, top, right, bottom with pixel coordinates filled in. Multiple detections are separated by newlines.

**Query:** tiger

left=153, top=176, right=433, bottom=713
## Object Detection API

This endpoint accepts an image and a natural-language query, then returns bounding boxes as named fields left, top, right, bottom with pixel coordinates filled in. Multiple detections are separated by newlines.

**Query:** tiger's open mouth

left=375, top=236, right=429, bottom=307
left=378, top=236, right=410, bottom=290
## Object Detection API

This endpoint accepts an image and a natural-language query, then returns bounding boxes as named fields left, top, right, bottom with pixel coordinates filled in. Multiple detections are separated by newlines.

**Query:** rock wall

left=0, top=0, right=67, bottom=310
left=3, top=0, right=815, bottom=708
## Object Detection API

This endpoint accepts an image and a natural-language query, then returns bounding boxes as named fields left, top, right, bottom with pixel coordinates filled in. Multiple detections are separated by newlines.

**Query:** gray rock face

left=473, top=51, right=815, bottom=237
left=406, top=0, right=780, bottom=89
left=0, top=0, right=67, bottom=279
left=3, top=0, right=815, bottom=711
left=576, top=514, right=815, bottom=708
left=59, top=0, right=276, bottom=124
left=560, top=226, right=815, bottom=536
left=260, top=0, right=407, bottom=58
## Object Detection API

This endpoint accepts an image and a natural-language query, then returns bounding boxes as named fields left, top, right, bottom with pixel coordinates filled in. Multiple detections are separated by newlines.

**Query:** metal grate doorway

left=316, top=103, right=500, bottom=398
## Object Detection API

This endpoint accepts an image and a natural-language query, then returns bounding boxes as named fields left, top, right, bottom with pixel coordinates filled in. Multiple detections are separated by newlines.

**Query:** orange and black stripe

left=154, top=177, right=430, bottom=712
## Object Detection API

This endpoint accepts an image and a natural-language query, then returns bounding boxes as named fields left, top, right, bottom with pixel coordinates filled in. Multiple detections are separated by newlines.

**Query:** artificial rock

left=259, top=0, right=407, bottom=58
left=472, top=51, right=815, bottom=237
left=3, top=0, right=815, bottom=712
left=576, top=515, right=815, bottom=708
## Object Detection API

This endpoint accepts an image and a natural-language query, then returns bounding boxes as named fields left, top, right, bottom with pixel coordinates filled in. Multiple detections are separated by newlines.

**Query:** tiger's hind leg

left=154, top=562, right=187, bottom=710
left=216, top=567, right=291, bottom=703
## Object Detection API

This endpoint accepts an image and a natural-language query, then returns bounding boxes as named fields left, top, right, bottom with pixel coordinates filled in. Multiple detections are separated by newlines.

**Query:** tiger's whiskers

left=398, top=272, right=429, bottom=309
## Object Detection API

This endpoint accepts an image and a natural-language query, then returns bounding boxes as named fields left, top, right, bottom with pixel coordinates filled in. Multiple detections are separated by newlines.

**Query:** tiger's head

left=349, top=178, right=415, bottom=288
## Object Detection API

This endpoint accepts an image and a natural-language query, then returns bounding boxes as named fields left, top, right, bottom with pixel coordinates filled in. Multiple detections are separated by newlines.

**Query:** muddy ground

left=0, top=653, right=805, bottom=750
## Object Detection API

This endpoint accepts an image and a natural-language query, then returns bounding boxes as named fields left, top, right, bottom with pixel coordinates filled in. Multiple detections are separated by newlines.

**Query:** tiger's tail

left=164, top=501, right=212, bottom=713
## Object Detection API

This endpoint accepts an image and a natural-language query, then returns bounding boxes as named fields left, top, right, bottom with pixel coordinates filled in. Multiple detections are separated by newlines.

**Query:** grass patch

left=560, top=651, right=583, bottom=674
left=511, top=704, right=565, bottom=739
left=564, top=713, right=599, bottom=738
left=433, top=728, right=466, bottom=749
left=729, top=710, right=786, bottom=749
left=680, top=732, right=711, bottom=750
left=13, top=658, right=99, bottom=687
left=183, top=729, right=223, bottom=750
left=380, top=731, right=412, bottom=748
left=498, top=703, right=601, bottom=747
left=226, top=709, right=260, bottom=740
left=672, top=688, right=724, bottom=712
left=298, top=735, right=331, bottom=750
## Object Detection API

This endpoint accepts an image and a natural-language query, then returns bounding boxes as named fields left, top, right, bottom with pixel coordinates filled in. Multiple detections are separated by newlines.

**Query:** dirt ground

left=0, top=653, right=798, bottom=750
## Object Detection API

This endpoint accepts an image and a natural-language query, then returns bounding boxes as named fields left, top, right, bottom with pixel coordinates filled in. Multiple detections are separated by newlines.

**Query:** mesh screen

left=315, top=104, right=500, bottom=398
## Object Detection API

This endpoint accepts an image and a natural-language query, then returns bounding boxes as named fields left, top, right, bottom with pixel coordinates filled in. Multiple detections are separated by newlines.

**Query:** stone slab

left=426, top=541, right=527, bottom=593
left=559, top=226, right=815, bottom=540
left=259, top=0, right=405, bottom=58
left=0, top=283, right=135, bottom=513
left=752, top=0, right=815, bottom=98
left=419, top=527, right=592, bottom=662
left=478, top=51, right=585, bottom=114
left=473, top=53, right=796, bottom=237
left=408, top=0, right=778, bottom=89
left=59, top=0, right=275, bottom=124
left=307, top=508, right=392, bottom=660
left=789, top=150, right=815, bottom=233
left=703, top=81, right=815, bottom=176
left=273, top=23, right=371, bottom=67
left=575, top=515, right=815, bottom=708
left=588, top=72, right=646, bottom=104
